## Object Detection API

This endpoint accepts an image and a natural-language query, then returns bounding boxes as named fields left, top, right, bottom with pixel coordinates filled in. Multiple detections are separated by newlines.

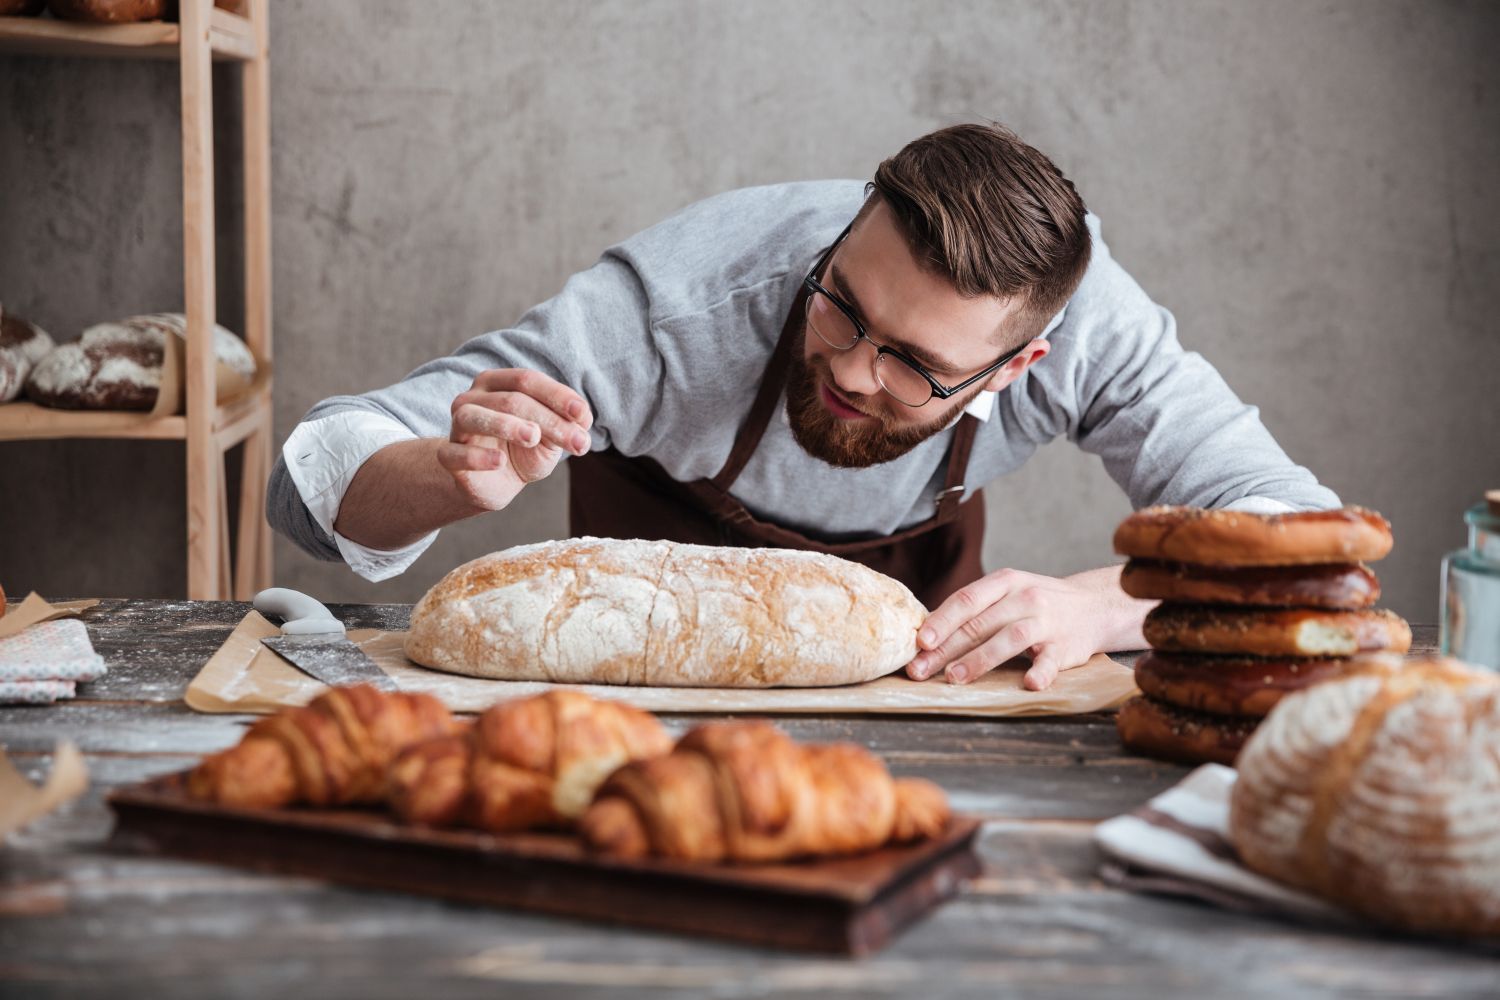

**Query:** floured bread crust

left=405, top=538, right=927, bottom=688
left=1230, top=656, right=1500, bottom=936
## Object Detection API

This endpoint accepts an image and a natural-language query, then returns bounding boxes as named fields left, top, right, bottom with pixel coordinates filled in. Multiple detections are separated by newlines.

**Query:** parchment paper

left=185, top=611, right=1139, bottom=717
left=0, top=594, right=101, bottom=641
left=0, top=742, right=89, bottom=842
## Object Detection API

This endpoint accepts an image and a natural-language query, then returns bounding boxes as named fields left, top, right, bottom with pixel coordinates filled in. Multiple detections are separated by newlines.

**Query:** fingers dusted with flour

left=333, top=369, right=596, bottom=551
left=444, top=368, right=595, bottom=500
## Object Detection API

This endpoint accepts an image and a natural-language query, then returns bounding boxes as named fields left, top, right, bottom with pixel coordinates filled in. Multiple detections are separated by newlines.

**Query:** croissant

left=1230, top=655, right=1500, bottom=936
left=387, top=689, right=672, bottom=832
left=579, top=719, right=951, bottom=862
left=187, top=684, right=459, bottom=810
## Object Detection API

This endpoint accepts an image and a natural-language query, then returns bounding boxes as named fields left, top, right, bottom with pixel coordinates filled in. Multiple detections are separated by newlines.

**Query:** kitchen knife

left=252, top=587, right=397, bottom=691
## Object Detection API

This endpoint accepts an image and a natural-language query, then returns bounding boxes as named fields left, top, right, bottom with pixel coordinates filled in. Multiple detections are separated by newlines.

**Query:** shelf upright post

left=237, top=0, right=273, bottom=598
left=179, top=0, right=220, bottom=599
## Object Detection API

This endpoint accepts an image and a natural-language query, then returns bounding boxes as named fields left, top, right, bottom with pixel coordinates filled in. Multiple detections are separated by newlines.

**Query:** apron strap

left=934, top=413, right=979, bottom=522
left=709, top=285, right=806, bottom=492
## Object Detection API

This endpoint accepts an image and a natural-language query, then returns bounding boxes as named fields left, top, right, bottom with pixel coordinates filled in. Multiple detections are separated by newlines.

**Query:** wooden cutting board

left=107, top=773, right=982, bottom=955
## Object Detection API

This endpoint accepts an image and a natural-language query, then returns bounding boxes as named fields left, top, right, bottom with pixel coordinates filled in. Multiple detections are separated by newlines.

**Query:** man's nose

left=828, top=340, right=881, bottom=397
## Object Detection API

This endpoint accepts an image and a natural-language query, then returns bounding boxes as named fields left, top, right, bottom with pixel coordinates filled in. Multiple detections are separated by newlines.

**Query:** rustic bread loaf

left=25, top=313, right=255, bottom=411
left=0, top=0, right=46, bottom=16
left=1229, top=655, right=1500, bottom=937
left=0, top=308, right=56, bottom=404
left=405, top=538, right=928, bottom=688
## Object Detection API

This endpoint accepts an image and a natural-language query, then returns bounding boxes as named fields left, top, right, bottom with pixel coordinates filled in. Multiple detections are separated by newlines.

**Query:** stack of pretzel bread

left=1112, top=506, right=1411, bottom=765
left=185, top=685, right=952, bottom=864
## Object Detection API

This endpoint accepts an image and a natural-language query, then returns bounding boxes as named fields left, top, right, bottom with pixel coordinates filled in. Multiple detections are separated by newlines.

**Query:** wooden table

left=2, top=601, right=1495, bottom=998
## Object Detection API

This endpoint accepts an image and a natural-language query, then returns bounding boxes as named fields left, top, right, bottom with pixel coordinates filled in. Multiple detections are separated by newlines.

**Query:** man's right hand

left=440, top=369, right=595, bottom=511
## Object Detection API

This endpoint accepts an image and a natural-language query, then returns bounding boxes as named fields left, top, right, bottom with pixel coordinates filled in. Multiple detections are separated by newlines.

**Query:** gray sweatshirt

left=268, top=180, right=1338, bottom=581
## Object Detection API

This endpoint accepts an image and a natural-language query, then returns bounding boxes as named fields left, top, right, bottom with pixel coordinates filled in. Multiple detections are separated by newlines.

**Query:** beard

left=784, top=325, right=980, bottom=469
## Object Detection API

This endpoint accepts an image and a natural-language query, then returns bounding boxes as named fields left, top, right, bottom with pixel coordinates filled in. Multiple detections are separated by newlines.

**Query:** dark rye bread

left=26, top=321, right=164, bottom=410
left=25, top=313, right=257, bottom=412
left=47, top=0, right=168, bottom=23
left=0, top=309, right=57, bottom=404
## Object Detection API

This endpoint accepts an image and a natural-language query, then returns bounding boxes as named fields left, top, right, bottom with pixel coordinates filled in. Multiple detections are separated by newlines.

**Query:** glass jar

left=1440, top=493, right=1500, bottom=671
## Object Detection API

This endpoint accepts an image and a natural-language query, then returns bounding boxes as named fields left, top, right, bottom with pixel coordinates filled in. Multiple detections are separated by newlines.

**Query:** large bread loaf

left=1228, top=655, right=1500, bottom=936
left=404, top=538, right=927, bottom=688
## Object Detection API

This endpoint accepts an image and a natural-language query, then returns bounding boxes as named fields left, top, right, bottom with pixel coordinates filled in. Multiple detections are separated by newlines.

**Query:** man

left=269, top=123, right=1338, bottom=690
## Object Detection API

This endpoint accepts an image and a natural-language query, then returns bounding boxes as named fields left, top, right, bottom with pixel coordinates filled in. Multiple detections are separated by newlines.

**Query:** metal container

left=1440, top=490, right=1500, bottom=670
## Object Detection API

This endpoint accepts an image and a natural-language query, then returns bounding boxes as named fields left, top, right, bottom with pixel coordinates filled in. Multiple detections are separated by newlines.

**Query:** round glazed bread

left=1133, top=651, right=1351, bottom=717
left=1113, top=506, right=1393, bottom=567
left=405, top=538, right=927, bottom=688
left=1120, top=560, right=1379, bottom=609
left=1230, top=656, right=1500, bottom=936
left=1115, top=695, right=1258, bottom=766
left=26, top=313, right=255, bottom=411
left=1143, top=605, right=1411, bottom=657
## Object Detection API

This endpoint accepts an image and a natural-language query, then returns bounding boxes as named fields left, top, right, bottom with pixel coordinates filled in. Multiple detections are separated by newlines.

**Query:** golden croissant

left=186, top=684, right=459, bottom=810
left=387, top=689, right=672, bottom=832
left=579, top=719, right=950, bottom=862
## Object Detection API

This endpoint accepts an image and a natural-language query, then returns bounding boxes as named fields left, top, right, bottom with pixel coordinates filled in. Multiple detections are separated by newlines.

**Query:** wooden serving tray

left=107, top=773, right=982, bottom=955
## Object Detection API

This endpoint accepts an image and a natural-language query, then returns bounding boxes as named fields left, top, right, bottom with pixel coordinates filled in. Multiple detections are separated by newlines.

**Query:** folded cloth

left=0, top=679, right=76, bottom=705
left=0, top=619, right=107, bottom=704
left=1092, top=763, right=1359, bottom=928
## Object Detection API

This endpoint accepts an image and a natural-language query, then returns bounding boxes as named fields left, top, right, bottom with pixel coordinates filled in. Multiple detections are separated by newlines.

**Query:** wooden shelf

left=0, top=9, right=256, bottom=62
left=0, top=0, right=274, bottom=600
left=0, top=373, right=271, bottom=445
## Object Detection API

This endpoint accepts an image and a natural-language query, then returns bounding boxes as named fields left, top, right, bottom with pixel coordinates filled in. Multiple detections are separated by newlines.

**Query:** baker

left=268, top=123, right=1339, bottom=690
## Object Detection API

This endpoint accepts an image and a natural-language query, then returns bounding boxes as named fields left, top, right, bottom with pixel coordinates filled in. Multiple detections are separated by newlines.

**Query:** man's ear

left=981, top=338, right=1051, bottom=392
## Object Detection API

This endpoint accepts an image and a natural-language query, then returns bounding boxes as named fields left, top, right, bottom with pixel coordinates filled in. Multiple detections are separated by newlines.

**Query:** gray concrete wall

left=1, top=0, right=1496, bottom=627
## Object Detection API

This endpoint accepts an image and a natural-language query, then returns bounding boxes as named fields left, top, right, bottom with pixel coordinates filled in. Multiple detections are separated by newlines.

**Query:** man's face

left=786, top=201, right=1044, bottom=468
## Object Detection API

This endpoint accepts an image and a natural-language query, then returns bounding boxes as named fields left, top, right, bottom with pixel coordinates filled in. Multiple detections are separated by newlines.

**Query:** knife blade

left=252, top=587, right=397, bottom=692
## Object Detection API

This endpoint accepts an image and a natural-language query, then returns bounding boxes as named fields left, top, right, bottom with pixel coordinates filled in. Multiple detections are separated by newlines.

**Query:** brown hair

left=865, top=122, right=1091, bottom=344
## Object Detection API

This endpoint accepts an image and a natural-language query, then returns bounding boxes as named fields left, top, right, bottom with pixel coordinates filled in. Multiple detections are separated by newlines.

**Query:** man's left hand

left=906, top=565, right=1154, bottom=690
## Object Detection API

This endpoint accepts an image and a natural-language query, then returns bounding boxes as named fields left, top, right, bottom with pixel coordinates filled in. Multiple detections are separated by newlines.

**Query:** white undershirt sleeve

left=280, top=410, right=439, bottom=582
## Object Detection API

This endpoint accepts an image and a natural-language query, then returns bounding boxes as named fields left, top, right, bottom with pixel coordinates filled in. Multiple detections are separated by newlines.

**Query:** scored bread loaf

left=1229, top=655, right=1500, bottom=936
left=26, top=313, right=255, bottom=411
left=404, top=538, right=928, bottom=688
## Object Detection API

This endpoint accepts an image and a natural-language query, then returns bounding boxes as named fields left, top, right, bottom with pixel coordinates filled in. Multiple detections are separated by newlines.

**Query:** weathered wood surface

left=3, top=602, right=1490, bottom=999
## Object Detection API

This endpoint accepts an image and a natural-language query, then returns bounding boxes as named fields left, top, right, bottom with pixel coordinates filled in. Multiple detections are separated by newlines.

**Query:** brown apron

left=567, top=288, right=986, bottom=609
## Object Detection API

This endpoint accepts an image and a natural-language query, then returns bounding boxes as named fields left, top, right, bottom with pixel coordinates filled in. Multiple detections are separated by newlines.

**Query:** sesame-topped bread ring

left=1115, top=695, right=1259, bottom=766
left=1143, top=605, right=1411, bottom=658
left=1113, top=506, right=1393, bottom=567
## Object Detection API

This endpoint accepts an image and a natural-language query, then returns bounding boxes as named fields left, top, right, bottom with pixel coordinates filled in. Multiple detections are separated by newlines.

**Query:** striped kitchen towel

left=1092, top=763, right=1356, bottom=927
left=0, top=618, right=107, bottom=704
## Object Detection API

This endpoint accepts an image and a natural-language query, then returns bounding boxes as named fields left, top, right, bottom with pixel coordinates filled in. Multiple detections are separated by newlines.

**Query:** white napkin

left=0, top=618, right=108, bottom=705
left=1092, top=763, right=1356, bottom=926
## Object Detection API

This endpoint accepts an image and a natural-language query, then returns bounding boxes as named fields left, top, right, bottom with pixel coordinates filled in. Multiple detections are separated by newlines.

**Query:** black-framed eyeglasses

left=802, top=222, right=1028, bottom=408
